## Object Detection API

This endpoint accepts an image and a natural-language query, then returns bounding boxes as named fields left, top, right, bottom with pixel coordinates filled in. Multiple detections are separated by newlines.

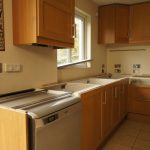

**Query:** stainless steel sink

left=70, top=78, right=117, bottom=85
left=45, top=82, right=98, bottom=93
left=130, top=77, right=150, bottom=85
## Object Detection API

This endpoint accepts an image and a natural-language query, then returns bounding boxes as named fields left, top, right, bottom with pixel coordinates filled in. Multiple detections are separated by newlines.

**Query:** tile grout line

left=131, top=125, right=143, bottom=150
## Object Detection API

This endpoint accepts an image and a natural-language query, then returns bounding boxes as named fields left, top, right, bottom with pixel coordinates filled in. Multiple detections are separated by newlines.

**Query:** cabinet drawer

left=129, top=86, right=150, bottom=116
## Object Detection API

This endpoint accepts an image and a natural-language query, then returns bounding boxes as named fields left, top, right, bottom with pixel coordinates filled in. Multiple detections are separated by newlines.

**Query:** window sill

left=57, top=59, right=93, bottom=69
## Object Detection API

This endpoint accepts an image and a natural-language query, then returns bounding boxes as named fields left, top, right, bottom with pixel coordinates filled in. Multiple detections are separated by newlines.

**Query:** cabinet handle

left=72, top=24, right=76, bottom=38
left=137, top=99, right=150, bottom=102
left=122, top=85, right=125, bottom=94
left=102, top=91, right=107, bottom=104
left=115, top=87, right=118, bottom=99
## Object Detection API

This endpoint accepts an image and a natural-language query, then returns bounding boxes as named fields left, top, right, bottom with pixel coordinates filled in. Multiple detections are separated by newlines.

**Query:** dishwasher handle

left=34, top=102, right=81, bottom=129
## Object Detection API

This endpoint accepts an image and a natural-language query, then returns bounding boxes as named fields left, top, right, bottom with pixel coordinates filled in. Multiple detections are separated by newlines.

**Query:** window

left=57, top=9, right=91, bottom=68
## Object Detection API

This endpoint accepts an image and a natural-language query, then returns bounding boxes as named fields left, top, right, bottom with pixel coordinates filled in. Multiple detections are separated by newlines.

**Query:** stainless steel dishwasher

left=29, top=102, right=81, bottom=150
left=0, top=89, right=81, bottom=150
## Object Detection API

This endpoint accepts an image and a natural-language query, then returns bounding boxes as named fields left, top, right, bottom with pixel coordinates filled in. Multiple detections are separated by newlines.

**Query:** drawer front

left=131, top=86, right=150, bottom=116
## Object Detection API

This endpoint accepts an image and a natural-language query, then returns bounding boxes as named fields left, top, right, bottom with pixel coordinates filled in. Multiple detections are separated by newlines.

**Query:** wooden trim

left=127, top=113, right=150, bottom=124
left=57, top=59, right=93, bottom=69
left=37, top=36, right=74, bottom=48
left=98, top=4, right=129, bottom=8
left=130, top=1, right=150, bottom=6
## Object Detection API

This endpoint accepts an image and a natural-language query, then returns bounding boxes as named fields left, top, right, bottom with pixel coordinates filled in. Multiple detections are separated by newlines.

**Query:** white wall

left=107, top=44, right=150, bottom=75
left=58, top=0, right=107, bottom=82
left=0, top=0, right=108, bottom=94
left=0, top=0, right=57, bottom=94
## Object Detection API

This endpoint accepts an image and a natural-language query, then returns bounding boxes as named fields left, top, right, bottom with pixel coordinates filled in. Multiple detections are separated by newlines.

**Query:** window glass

left=57, top=10, right=90, bottom=67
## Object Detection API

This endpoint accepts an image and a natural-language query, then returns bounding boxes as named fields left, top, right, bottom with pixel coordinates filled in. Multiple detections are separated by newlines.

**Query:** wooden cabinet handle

left=102, top=91, right=107, bottom=104
left=72, top=24, right=76, bottom=38
left=122, top=85, right=125, bottom=94
left=114, top=87, right=118, bottom=99
left=136, top=99, right=150, bottom=102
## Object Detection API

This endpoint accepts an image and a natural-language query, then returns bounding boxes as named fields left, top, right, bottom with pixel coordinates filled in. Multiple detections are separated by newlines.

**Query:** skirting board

left=127, top=113, right=150, bottom=124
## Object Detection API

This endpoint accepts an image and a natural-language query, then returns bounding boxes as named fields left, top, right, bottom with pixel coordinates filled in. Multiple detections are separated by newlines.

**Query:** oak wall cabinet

left=130, top=2, right=150, bottom=43
left=98, top=4, right=129, bottom=44
left=12, top=0, right=75, bottom=48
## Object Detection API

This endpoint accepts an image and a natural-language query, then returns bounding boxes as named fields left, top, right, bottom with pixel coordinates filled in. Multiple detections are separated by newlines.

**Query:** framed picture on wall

left=0, top=0, right=5, bottom=51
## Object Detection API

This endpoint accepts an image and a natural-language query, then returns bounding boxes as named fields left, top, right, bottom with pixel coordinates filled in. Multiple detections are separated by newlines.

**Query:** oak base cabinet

left=81, top=79, right=128, bottom=150
left=0, top=107, right=28, bottom=150
left=81, top=88, right=102, bottom=150
left=120, top=79, right=128, bottom=119
left=101, top=85, right=112, bottom=139
left=111, top=83, right=120, bottom=128
left=12, top=0, right=75, bottom=48
left=128, top=85, right=150, bottom=116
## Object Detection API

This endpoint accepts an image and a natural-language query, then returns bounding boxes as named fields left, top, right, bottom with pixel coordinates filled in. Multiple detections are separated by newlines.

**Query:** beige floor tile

left=107, top=134, right=136, bottom=147
left=133, top=139, right=150, bottom=150
left=115, top=126, right=140, bottom=137
left=137, top=130, right=150, bottom=141
left=141, top=124, right=150, bottom=133
left=120, top=120, right=143, bottom=130
left=101, top=120, right=150, bottom=150
left=102, top=143, right=132, bottom=150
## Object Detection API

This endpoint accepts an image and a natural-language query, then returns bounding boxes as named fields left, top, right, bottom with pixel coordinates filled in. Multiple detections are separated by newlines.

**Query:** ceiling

left=93, top=0, right=150, bottom=5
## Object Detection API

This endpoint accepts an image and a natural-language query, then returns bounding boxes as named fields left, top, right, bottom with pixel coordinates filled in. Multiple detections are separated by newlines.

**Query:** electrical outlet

left=133, top=64, right=141, bottom=68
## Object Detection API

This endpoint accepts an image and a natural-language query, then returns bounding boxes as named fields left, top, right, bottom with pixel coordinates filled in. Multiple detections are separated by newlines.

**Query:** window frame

left=57, top=8, right=92, bottom=69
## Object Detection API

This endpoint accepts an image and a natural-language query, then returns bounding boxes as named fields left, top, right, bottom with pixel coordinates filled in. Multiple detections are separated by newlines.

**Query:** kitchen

left=0, top=0, right=150, bottom=150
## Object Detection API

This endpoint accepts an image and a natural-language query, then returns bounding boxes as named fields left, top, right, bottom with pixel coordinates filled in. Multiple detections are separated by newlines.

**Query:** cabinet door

left=81, top=92, right=96, bottom=150
left=120, top=80, right=128, bottom=119
left=0, top=107, right=28, bottom=150
left=115, top=5, right=129, bottom=43
left=98, top=5, right=115, bottom=44
left=101, top=87, right=112, bottom=138
left=130, top=86, right=150, bottom=115
left=130, top=3, right=150, bottom=43
left=111, top=84, right=120, bottom=127
left=81, top=89, right=101, bottom=150
left=98, top=5, right=129, bottom=44
left=37, top=0, right=74, bottom=45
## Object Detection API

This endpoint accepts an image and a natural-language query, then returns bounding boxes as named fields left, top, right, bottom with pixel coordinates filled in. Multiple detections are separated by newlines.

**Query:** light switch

left=4, top=64, right=22, bottom=72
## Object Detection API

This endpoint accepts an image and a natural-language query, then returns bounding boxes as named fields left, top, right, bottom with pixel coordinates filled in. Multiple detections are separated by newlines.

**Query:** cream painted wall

left=0, top=0, right=57, bottom=94
left=58, top=0, right=107, bottom=82
left=107, top=45, right=150, bottom=75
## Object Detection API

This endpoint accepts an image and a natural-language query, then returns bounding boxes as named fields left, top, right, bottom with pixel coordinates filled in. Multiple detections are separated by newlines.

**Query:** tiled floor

left=101, top=120, right=150, bottom=150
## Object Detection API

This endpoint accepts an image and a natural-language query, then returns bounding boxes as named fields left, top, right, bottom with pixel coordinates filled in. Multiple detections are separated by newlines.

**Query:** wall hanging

left=0, top=0, right=5, bottom=51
